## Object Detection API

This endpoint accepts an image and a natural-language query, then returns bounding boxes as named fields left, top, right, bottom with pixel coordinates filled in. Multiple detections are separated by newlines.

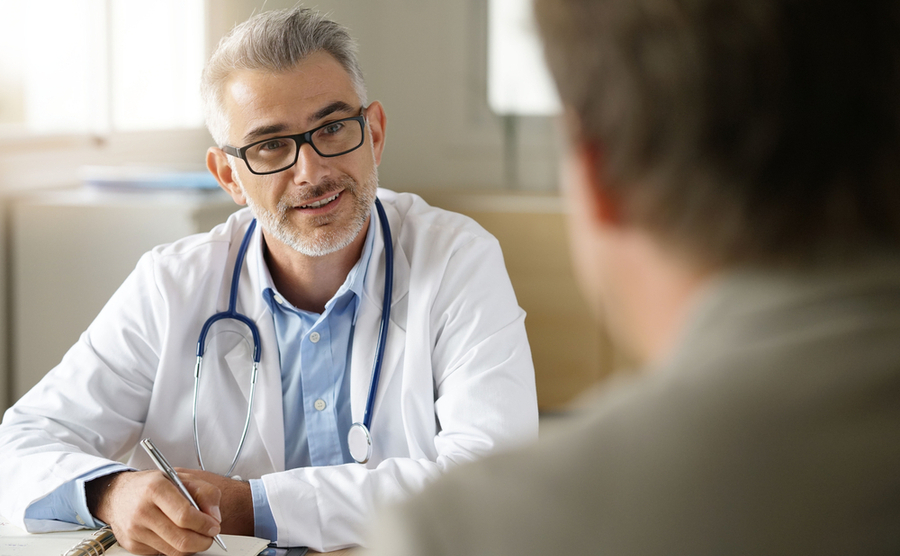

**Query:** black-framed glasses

left=222, top=109, right=367, bottom=175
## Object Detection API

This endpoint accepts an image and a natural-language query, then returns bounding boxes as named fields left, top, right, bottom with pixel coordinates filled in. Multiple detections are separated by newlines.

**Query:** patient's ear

left=207, top=147, right=247, bottom=205
left=568, top=137, right=620, bottom=229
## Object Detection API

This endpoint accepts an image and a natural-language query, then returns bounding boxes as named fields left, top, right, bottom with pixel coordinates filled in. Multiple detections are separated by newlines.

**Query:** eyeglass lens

left=244, top=118, right=364, bottom=174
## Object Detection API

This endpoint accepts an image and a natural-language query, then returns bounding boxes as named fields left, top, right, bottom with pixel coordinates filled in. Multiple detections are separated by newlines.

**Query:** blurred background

left=0, top=0, right=626, bottom=416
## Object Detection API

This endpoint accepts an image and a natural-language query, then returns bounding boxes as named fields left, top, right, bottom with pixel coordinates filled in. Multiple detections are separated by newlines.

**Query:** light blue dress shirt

left=26, top=210, right=376, bottom=544
left=23, top=463, right=127, bottom=529
left=249, top=212, right=374, bottom=540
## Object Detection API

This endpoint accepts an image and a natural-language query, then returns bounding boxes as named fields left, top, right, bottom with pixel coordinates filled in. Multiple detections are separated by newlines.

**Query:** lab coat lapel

left=351, top=196, right=409, bottom=427
left=231, top=218, right=285, bottom=472
left=207, top=211, right=258, bottom=412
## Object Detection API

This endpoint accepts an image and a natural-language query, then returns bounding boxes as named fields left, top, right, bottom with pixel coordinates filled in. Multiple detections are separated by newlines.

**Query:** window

left=0, top=0, right=206, bottom=137
left=486, top=0, right=560, bottom=189
left=487, top=0, right=559, bottom=116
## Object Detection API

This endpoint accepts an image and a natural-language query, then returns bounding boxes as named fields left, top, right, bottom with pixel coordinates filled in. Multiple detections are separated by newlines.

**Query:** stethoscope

left=193, top=198, right=393, bottom=474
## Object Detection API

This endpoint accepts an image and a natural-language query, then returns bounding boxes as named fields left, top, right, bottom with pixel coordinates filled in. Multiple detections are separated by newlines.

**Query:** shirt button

left=314, top=399, right=327, bottom=411
left=274, top=294, right=285, bottom=305
left=309, top=331, right=321, bottom=343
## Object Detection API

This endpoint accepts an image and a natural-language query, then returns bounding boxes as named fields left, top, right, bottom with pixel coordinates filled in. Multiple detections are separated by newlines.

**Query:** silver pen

left=140, top=438, right=228, bottom=551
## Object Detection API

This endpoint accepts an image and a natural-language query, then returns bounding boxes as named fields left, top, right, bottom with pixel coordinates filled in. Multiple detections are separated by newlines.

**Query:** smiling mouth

left=298, top=192, right=340, bottom=209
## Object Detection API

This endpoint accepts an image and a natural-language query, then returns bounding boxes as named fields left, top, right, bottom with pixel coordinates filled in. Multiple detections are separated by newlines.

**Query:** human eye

left=320, top=121, right=346, bottom=136
left=322, top=122, right=346, bottom=135
left=248, top=138, right=292, bottom=162
left=258, top=138, right=289, bottom=151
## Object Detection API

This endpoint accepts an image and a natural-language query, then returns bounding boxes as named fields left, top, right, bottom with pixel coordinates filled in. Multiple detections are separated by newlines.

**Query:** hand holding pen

left=84, top=453, right=225, bottom=556
left=141, top=438, right=229, bottom=551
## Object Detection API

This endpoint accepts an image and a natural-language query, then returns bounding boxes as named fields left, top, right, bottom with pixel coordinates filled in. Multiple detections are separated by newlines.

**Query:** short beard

left=234, top=165, right=378, bottom=257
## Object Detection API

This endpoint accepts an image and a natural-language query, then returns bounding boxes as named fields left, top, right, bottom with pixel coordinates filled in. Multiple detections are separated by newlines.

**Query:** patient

left=366, top=0, right=900, bottom=553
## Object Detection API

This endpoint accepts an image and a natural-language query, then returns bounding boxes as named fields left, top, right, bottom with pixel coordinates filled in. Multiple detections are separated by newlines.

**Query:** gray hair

left=201, top=6, right=368, bottom=147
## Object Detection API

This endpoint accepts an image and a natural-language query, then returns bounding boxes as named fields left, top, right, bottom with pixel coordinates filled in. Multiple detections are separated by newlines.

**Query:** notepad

left=0, top=515, right=271, bottom=556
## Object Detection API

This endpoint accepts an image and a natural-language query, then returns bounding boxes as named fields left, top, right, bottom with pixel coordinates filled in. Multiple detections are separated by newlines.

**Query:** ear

left=364, top=101, right=387, bottom=166
left=569, top=136, right=620, bottom=228
left=207, top=147, right=247, bottom=206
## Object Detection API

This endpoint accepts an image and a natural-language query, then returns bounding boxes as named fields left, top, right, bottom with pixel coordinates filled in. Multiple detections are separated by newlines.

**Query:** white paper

left=2, top=516, right=269, bottom=556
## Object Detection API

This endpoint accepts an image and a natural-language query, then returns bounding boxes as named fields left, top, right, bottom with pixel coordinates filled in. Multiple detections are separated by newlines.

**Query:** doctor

left=0, top=6, right=538, bottom=555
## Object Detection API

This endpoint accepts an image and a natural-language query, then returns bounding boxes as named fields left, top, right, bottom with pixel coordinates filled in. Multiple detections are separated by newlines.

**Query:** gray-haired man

left=0, top=7, right=538, bottom=554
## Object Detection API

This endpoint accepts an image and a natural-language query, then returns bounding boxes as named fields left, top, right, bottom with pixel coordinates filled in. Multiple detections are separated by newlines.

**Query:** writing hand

left=174, top=467, right=255, bottom=537
left=85, top=470, right=222, bottom=556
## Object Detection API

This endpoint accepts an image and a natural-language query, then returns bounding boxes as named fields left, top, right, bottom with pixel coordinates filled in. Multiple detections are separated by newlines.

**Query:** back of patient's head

left=535, top=0, right=900, bottom=269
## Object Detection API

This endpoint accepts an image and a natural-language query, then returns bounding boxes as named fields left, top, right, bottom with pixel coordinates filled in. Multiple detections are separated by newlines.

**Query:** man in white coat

left=0, top=7, right=538, bottom=555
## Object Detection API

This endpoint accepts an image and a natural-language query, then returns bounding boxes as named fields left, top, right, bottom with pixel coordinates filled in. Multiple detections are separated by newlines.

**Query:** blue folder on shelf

left=81, top=166, right=220, bottom=190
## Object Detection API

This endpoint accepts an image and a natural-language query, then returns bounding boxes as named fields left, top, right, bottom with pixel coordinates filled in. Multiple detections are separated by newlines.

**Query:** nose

left=289, top=142, right=332, bottom=186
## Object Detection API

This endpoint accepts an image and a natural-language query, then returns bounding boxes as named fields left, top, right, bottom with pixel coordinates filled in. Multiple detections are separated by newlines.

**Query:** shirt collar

left=255, top=205, right=377, bottom=322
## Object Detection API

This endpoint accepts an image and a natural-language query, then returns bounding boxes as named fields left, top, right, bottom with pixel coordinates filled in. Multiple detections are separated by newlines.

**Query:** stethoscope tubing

left=196, top=218, right=262, bottom=362
left=361, top=198, right=393, bottom=431
left=192, top=199, right=393, bottom=472
left=193, top=218, right=261, bottom=477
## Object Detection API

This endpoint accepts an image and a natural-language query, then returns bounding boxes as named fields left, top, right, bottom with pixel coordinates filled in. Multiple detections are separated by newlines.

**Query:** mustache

left=280, top=176, right=358, bottom=207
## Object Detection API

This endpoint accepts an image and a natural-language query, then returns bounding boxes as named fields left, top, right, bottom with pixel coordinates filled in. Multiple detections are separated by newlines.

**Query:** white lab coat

left=0, top=190, right=538, bottom=551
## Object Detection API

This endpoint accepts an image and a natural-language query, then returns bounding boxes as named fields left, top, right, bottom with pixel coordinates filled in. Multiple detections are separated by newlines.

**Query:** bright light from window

left=488, top=0, right=560, bottom=116
left=0, top=0, right=106, bottom=134
left=110, top=0, right=205, bottom=131
left=0, top=0, right=205, bottom=136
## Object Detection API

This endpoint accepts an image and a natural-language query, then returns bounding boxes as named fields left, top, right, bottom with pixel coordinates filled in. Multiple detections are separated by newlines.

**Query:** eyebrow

left=243, top=123, right=289, bottom=144
left=308, top=101, right=357, bottom=124
left=241, top=101, right=358, bottom=145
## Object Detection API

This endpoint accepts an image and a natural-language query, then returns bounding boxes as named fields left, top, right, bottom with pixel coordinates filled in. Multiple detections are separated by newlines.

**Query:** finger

left=181, top=476, right=223, bottom=524
left=141, top=504, right=216, bottom=556
left=101, top=471, right=215, bottom=556
left=114, top=531, right=175, bottom=556
left=108, top=522, right=160, bottom=556
left=112, top=516, right=195, bottom=556
left=148, top=473, right=221, bottom=537
left=135, top=529, right=207, bottom=556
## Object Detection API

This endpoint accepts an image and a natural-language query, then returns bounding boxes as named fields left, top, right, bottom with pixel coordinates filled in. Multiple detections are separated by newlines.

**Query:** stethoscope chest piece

left=348, top=422, right=373, bottom=464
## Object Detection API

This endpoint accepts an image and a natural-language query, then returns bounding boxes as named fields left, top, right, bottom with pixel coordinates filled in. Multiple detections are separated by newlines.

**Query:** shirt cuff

left=24, top=463, right=131, bottom=530
left=250, top=478, right=277, bottom=543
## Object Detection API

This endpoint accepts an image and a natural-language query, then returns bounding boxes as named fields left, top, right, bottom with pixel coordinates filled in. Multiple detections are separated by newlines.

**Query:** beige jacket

left=367, top=262, right=900, bottom=555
